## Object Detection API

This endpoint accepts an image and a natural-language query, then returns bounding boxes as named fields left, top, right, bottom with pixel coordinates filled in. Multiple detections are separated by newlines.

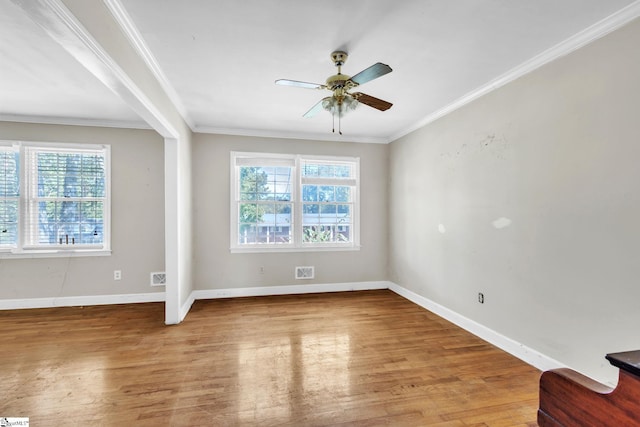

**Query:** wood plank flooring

left=0, top=290, right=540, bottom=426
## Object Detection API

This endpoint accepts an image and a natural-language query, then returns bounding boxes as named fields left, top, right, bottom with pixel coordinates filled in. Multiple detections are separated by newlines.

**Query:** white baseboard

left=179, top=292, right=196, bottom=323
left=0, top=292, right=165, bottom=310
left=190, top=280, right=391, bottom=301
left=388, top=282, right=564, bottom=372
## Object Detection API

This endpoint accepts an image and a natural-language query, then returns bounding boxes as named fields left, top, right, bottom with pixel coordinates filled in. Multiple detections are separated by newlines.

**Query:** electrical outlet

left=114, top=270, right=122, bottom=281
left=478, top=292, right=484, bottom=304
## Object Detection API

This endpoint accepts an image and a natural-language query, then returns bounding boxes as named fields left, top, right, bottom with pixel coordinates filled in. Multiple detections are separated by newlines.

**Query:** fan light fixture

left=322, top=94, right=358, bottom=134
left=322, top=94, right=358, bottom=118
left=276, top=51, right=393, bottom=135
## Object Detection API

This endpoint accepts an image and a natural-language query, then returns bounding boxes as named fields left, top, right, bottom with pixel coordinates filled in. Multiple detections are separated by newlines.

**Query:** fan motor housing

left=326, top=73, right=351, bottom=90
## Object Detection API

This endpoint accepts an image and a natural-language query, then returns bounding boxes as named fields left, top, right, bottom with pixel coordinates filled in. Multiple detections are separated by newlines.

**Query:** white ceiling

left=0, top=0, right=142, bottom=127
left=1, top=0, right=638, bottom=142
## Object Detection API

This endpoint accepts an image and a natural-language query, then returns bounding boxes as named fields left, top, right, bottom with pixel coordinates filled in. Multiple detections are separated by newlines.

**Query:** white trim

left=179, top=292, right=196, bottom=324
left=388, top=282, right=565, bottom=373
left=195, top=125, right=389, bottom=145
left=190, top=281, right=390, bottom=301
left=0, top=250, right=111, bottom=259
left=103, top=0, right=195, bottom=131
left=163, top=138, right=181, bottom=325
left=229, top=245, right=360, bottom=254
left=0, top=114, right=151, bottom=130
left=390, top=1, right=640, bottom=143
left=0, top=292, right=165, bottom=310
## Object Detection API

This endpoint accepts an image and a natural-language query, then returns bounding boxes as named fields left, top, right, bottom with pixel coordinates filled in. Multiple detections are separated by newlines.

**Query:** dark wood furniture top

left=538, top=350, right=640, bottom=426
left=606, top=349, right=640, bottom=377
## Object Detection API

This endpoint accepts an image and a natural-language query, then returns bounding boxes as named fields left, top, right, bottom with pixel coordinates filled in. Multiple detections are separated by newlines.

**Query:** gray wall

left=0, top=122, right=165, bottom=299
left=389, top=18, right=640, bottom=384
left=193, top=133, right=389, bottom=290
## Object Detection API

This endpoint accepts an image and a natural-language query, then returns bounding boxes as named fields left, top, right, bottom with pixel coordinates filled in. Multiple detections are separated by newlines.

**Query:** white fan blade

left=303, top=99, right=324, bottom=118
left=276, top=79, right=324, bottom=89
left=350, top=63, right=392, bottom=85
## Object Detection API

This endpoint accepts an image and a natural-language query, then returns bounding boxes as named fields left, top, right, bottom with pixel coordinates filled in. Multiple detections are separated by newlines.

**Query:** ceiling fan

left=275, top=51, right=393, bottom=134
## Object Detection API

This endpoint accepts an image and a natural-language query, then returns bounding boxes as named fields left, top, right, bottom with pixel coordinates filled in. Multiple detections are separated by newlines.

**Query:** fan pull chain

left=336, top=102, right=342, bottom=135
left=331, top=102, right=344, bottom=134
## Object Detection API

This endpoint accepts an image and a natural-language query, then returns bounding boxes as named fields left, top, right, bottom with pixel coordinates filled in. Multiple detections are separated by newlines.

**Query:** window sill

left=230, top=245, right=361, bottom=254
left=0, top=249, right=112, bottom=259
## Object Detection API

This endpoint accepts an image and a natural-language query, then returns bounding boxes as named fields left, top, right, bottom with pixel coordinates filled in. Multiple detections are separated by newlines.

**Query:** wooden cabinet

left=538, top=350, right=640, bottom=426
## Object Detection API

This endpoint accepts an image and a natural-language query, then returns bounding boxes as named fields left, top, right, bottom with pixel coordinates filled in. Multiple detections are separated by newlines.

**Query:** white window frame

left=230, top=151, right=360, bottom=253
left=0, top=140, right=111, bottom=259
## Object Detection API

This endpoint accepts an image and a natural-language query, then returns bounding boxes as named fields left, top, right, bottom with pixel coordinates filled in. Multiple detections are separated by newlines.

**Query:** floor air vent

left=150, top=272, right=166, bottom=286
left=295, top=266, right=314, bottom=280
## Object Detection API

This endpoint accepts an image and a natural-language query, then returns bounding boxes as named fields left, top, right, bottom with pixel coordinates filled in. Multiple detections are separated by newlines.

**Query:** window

left=231, top=152, right=359, bottom=252
left=0, top=141, right=110, bottom=257
left=0, top=147, right=19, bottom=247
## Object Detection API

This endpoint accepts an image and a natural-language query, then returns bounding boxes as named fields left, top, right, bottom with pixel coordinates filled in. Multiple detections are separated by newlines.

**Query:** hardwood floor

left=0, top=290, right=540, bottom=426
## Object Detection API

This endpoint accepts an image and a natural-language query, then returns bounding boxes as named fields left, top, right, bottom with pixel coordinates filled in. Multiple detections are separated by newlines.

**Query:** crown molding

left=391, top=1, right=640, bottom=143
left=103, top=0, right=195, bottom=131
left=194, top=124, right=390, bottom=144
left=0, top=116, right=388, bottom=144
left=0, top=113, right=151, bottom=130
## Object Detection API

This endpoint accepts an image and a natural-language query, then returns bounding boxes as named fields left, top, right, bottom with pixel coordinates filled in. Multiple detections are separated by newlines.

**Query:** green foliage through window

left=238, top=166, right=292, bottom=244
left=0, top=143, right=110, bottom=253
left=232, top=153, right=357, bottom=249
left=34, top=152, right=106, bottom=245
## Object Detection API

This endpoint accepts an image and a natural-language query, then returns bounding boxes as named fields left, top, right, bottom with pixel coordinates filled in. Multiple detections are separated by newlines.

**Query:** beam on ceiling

left=10, top=0, right=179, bottom=138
